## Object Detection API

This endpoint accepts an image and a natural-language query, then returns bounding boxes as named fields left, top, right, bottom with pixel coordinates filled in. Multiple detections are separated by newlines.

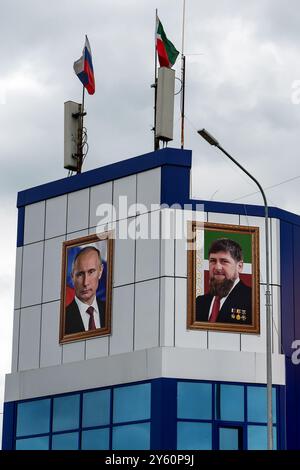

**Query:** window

left=51, top=432, right=79, bottom=450
left=82, top=428, right=110, bottom=450
left=247, top=425, right=277, bottom=450
left=178, top=382, right=212, bottom=420
left=15, top=436, right=49, bottom=450
left=218, top=426, right=243, bottom=450
left=16, top=399, right=51, bottom=437
left=247, top=387, right=277, bottom=423
left=112, top=423, right=150, bottom=450
left=82, top=389, right=110, bottom=427
left=52, top=394, right=80, bottom=432
left=218, top=384, right=244, bottom=422
left=113, top=383, right=151, bottom=423
left=177, top=422, right=212, bottom=450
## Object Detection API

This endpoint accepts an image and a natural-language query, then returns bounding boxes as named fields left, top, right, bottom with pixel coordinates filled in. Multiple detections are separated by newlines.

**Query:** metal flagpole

left=77, top=85, right=85, bottom=174
left=153, top=9, right=159, bottom=151
left=180, top=0, right=186, bottom=149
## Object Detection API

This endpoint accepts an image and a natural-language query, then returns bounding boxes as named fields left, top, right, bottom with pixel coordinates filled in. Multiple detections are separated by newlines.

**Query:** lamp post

left=197, top=129, right=273, bottom=450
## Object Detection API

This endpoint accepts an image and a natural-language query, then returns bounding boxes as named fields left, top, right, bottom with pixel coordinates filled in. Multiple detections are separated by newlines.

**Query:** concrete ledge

left=4, top=347, right=285, bottom=402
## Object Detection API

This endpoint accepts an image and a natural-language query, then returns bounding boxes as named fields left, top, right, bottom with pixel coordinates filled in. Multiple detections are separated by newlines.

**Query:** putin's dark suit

left=65, top=297, right=106, bottom=334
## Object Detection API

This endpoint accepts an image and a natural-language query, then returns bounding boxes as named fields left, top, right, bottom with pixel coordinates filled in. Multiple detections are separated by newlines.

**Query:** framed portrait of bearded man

left=187, top=222, right=260, bottom=334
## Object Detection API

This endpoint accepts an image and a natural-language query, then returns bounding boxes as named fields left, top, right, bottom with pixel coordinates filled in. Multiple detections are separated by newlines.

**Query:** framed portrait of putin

left=59, top=231, right=113, bottom=343
left=187, top=221, right=260, bottom=334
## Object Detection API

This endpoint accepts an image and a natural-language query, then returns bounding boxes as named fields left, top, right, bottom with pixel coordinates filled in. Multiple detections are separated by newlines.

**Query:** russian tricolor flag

left=73, top=36, right=95, bottom=95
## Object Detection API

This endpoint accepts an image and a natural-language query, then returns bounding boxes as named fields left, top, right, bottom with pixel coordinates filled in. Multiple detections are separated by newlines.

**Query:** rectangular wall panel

left=18, top=305, right=41, bottom=371
left=134, top=279, right=160, bottom=350
left=110, top=285, right=134, bottom=355
left=23, top=201, right=45, bottom=244
left=40, top=301, right=62, bottom=368
left=45, top=195, right=67, bottom=239
left=21, top=242, right=44, bottom=308
left=67, top=189, right=89, bottom=234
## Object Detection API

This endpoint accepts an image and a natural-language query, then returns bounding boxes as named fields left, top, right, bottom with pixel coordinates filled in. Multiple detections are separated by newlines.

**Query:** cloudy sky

left=1, top=0, right=300, bottom=437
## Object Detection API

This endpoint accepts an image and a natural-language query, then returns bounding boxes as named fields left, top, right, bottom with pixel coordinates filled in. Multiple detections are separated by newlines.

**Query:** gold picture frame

left=59, top=231, right=114, bottom=343
left=187, top=222, right=260, bottom=334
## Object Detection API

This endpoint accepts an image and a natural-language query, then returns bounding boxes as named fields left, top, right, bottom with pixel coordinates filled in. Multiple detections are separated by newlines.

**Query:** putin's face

left=208, top=250, right=243, bottom=297
left=72, top=250, right=103, bottom=305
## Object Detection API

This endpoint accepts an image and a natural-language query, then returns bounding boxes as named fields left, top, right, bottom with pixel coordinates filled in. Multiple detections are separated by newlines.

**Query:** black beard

left=209, top=277, right=235, bottom=298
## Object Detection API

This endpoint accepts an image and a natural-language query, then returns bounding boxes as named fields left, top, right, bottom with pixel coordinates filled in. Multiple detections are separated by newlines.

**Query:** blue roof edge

left=17, top=147, right=192, bottom=208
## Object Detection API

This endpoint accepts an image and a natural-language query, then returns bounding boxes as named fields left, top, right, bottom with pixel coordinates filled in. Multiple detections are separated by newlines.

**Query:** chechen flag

left=73, top=36, right=95, bottom=95
left=156, top=17, right=179, bottom=68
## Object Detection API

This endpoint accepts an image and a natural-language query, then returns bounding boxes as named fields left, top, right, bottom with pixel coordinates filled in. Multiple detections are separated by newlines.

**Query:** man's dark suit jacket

left=196, top=280, right=252, bottom=325
left=65, top=297, right=106, bottom=334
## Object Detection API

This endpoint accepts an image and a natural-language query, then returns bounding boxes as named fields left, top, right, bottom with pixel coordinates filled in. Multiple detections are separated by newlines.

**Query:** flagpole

left=180, top=0, right=186, bottom=149
left=153, top=9, right=159, bottom=151
left=77, top=85, right=85, bottom=174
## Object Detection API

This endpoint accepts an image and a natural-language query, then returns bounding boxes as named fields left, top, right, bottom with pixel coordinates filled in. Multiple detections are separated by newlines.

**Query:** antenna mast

left=180, top=0, right=186, bottom=149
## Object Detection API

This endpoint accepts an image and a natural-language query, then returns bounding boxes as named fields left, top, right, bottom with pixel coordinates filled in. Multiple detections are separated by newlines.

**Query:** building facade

left=2, top=148, right=300, bottom=450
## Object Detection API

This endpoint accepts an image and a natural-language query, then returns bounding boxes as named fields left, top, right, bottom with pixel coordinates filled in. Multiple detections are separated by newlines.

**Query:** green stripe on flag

left=157, top=20, right=179, bottom=67
left=204, top=230, right=252, bottom=263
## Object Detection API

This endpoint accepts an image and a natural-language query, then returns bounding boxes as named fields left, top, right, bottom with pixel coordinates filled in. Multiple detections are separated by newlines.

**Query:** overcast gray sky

left=1, top=0, right=300, bottom=439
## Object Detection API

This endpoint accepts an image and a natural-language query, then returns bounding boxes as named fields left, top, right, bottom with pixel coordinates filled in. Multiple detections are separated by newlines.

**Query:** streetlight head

left=197, top=128, right=219, bottom=146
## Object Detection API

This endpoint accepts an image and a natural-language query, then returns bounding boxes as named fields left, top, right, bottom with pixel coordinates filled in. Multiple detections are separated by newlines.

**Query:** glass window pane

left=52, top=432, right=79, bottom=450
left=178, top=382, right=212, bottom=420
left=247, top=425, right=277, bottom=450
left=247, top=387, right=276, bottom=423
left=177, top=422, right=212, bottom=450
left=113, top=383, right=151, bottom=423
left=219, top=427, right=240, bottom=450
left=220, top=385, right=244, bottom=422
left=112, top=423, right=150, bottom=450
left=53, top=394, right=80, bottom=432
left=16, top=399, right=51, bottom=437
left=16, top=436, right=49, bottom=450
left=82, top=428, right=110, bottom=450
left=82, top=390, right=110, bottom=428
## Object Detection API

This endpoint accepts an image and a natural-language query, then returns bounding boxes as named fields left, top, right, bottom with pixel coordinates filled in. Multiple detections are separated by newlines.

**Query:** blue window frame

left=12, top=379, right=280, bottom=450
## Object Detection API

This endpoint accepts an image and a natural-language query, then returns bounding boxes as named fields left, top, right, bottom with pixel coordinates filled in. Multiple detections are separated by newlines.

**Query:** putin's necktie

left=86, top=306, right=96, bottom=330
left=209, top=296, right=221, bottom=322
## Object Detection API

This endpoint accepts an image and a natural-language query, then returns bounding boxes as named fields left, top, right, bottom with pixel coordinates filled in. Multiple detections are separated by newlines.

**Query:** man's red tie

left=209, top=296, right=221, bottom=322
left=86, top=306, right=96, bottom=330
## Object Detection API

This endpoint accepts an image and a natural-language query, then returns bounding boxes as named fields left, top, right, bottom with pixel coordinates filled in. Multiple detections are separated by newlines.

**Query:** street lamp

left=197, top=128, right=273, bottom=450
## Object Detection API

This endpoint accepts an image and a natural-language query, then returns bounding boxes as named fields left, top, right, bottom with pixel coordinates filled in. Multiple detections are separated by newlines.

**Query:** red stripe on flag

left=156, top=39, right=170, bottom=68
left=84, top=59, right=95, bottom=95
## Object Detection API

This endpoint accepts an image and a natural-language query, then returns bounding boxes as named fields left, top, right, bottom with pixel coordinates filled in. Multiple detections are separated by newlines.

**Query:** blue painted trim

left=16, top=206, right=25, bottom=248
left=161, top=165, right=190, bottom=206
left=17, top=148, right=192, bottom=208
left=2, top=401, right=16, bottom=450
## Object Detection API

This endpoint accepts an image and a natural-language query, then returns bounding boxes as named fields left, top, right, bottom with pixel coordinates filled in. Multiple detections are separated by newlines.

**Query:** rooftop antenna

left=180, top=0, right=186, bottom=149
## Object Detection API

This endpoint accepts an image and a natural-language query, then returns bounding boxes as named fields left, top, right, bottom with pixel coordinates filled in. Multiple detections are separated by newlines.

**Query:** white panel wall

left=134, top=279, right=160, bottom=350
left=14, top=247, right=23, bottom=310
left=110, top=285, right=134, bottom=355
left=12, top=167, right=284, bottom=397
left=67, top=189, right=89, bottom=233
left=21, top=242, right=44, bottom=308
left=23, top=201, right=45, bottom=244
left=136, top=168, right=161, bottom=213
left=40, top=301, right=62, bottom=368
left=90, top=181, right=113, bottom=228
left=42, top=236, right=65, bottom=303
left=18, top=305, right=41, bottom=371
left=159, top=277, right=175, bottom=347
left=11, top=310, right=20, bottom=373
left=113, top=175, right=136, bottom=221
left=45, top=195, right=67, bottom=239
